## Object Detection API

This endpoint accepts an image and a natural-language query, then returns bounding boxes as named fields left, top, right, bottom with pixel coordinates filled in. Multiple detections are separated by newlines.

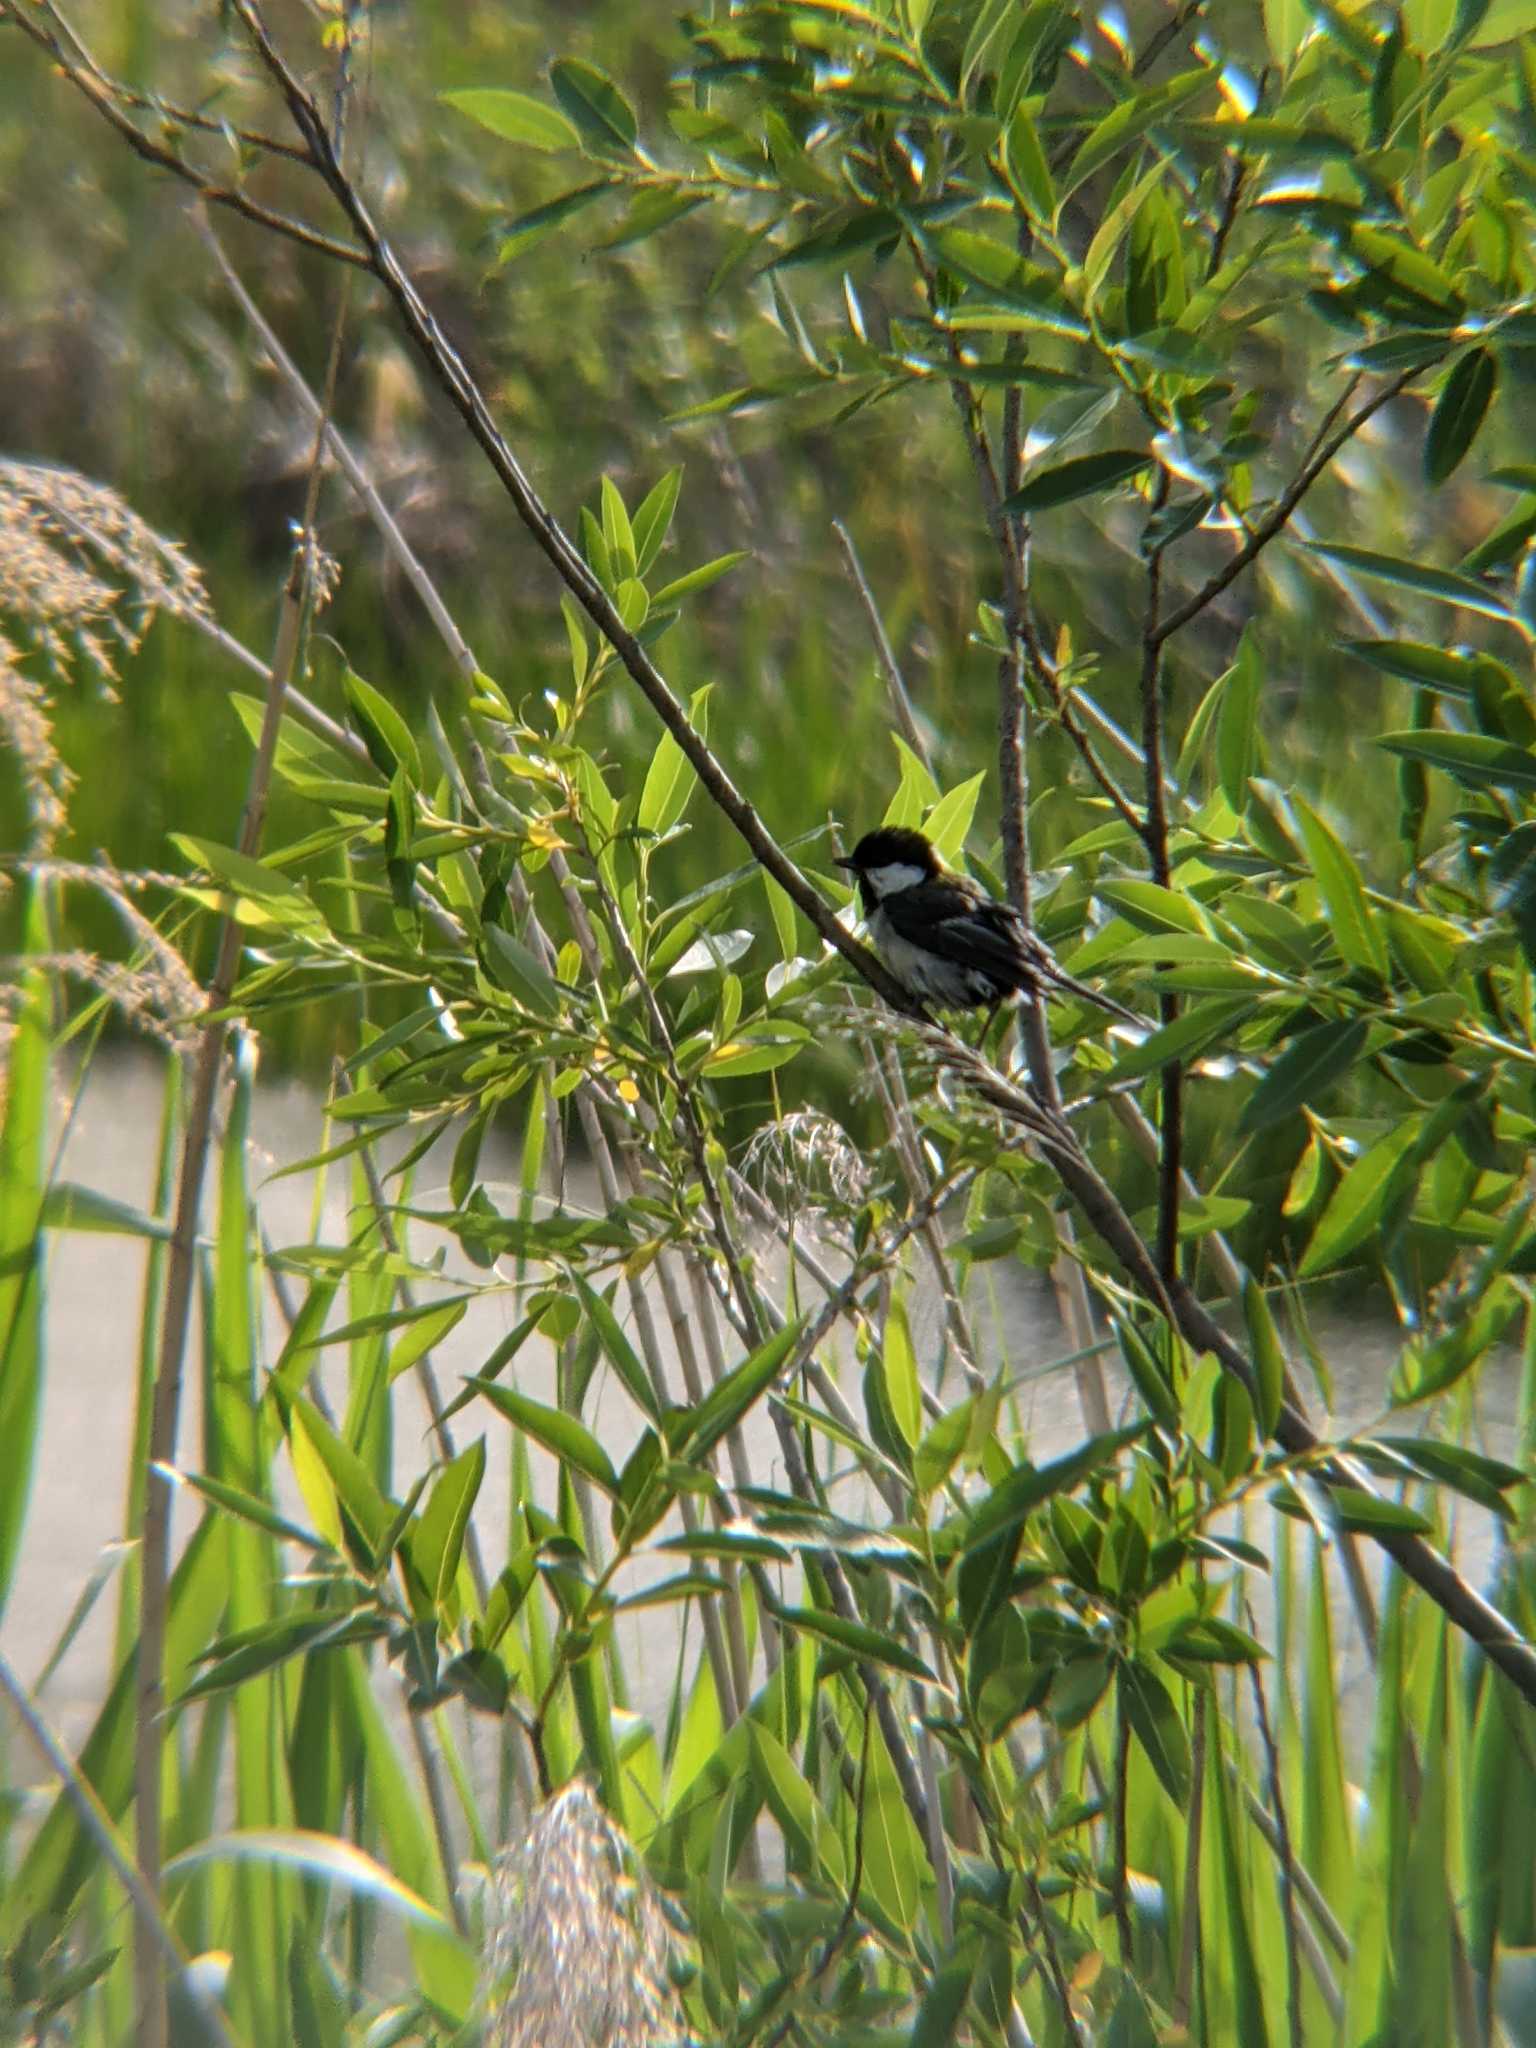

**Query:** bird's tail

left=1039, top=964, right=1141, bottom=1026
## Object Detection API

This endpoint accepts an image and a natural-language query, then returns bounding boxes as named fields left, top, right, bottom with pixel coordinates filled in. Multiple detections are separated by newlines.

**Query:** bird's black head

left=834, top=826, right=942, bottom=880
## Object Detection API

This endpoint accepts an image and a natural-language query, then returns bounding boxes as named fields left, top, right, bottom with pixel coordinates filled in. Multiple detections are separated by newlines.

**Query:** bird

left=834, top=826, right=1137, bottom=1023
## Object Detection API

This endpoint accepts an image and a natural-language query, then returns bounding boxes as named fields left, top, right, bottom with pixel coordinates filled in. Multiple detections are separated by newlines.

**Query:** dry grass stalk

left=481, top=1782, right=694, bottom=2048
left=0, top=458, right=212, bottom=853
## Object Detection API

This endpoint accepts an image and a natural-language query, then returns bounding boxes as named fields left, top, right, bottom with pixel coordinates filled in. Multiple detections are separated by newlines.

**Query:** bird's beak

left=833, top=854, right=855, bottom=870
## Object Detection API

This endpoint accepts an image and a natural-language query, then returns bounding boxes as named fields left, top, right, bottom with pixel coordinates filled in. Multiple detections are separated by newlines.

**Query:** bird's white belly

left=869, top=907, right=1000, bottom=1006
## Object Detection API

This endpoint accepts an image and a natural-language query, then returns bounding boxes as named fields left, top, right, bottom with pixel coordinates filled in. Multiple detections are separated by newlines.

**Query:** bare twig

left=0, top=1653, right=238, bottom=2048
left=5, top=3, right=367, bottom=268
left=831, top=519, right=927, bottom=763
left=1150, top=371, right=1417, bottom=649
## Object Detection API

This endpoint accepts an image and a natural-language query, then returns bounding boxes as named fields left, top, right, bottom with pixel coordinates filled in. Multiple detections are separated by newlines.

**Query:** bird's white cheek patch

left=864, top=861, right=929, bottom=900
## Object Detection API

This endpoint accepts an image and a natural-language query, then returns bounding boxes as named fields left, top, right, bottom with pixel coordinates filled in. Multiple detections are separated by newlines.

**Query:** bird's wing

left=882, top=879, right=1140, bottom=1021
left=879, top=880, right=1035, bottom=981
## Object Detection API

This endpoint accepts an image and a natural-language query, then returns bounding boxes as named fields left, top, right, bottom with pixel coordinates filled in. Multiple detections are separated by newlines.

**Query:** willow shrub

left=7, top=0, right=1536, bottom=2044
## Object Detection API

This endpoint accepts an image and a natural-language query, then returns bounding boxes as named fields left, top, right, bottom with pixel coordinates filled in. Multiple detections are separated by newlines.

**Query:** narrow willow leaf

left=470, top=1380, right=619, bottom=1495
left=632, top=466, right=683, bottom=574
left=1291, top=794, right=1388, bottom=978
left=1096, top=879, right=1210, bottom=936
left=650, top=550, right=749, bottom=607
left=441, top=88, right=581, bottom=152
left=1378, top=727, right=1536, bottom=792
left=1424, top=346, right=1498, bottom=484
left=481, top=925, right=561, bottom=1016
left=775, top=1603, right=935, bottom=1681
left=1065, top=70, right=1210, bottom=195
left=412, top=1437, right=486, bottom=1603
left=1119, top=1658, right=1191, bottom=1805
left=549, top=57, right=638, bottom=152
left=1239, top=1017, right=1370, bottom=1133
left=672, top=1318, right=804, bottom=1461
left=344, top=668, right=421, bottom=783
left=1004, top=447, right=1150, bottom=514
left=573, top=1274, right=661, bottom=1420
left=39, top=1183, right=174, bottom=1241
left=1306, top=540, right=1512, bottom=620
left=165, top=1831, right=454, bottom=1932
left=1299, top=1121, right=1420, bottom=1277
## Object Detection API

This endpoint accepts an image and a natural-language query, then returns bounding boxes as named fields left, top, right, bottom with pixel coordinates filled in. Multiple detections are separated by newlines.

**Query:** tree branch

left=1151, top=370, right=1416, bottom=649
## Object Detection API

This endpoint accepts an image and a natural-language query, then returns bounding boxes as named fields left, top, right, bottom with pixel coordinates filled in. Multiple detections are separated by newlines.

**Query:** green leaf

left=1096, top=879, right=1209, bottom=936
left=550, top=58, right=638, bottom=152
left=39, top=1182, right=174, bottom=1241
left=1305, top=541, right=1512, bottom=621
left=650, top=551, right=750, bottom=608
left=638, top=685, right=711, bottom=838
left=924, top=773, right=986, bottom=867
left=1324, top=1487, right=1433, bottom=1535
left=440, top=88, right=581, bottom=152
left=1291, top=794, right=1388, bottom=978
left=1119, top=1658, right=1191, bottom=1805
left=671, top=1318, right=804, bottom=1462
left=1001, top=103, right=1055, bottom=223
left=1299, top=1121, right=1421, bottom=1278
left=411, top=1438, right=486, bottom=1604
left=497, top=180, right=616, bottom=262
left=1345, top=639, right=1478, bottom=695
left=290, top=1395, right=396, bottom=1561
left=911, top=1954, right=977, bottom=2048
left=1370, top=1435, right=1525, bottom=1504
left=1065, top=71, right=1210, bottom=196
left=469, top=1380, right=619, bottom=1495
left=915, top=1396, right=975, bottom=1496
left=1239, top=1017, right=1370, bottom=1133
left=171, top=835, right=309, bottom=904
left=960, top=1426, right=1147, bottom=1630
left=1242, top=1278, right=1287, bottom=1438
left=344, top=669, right=420, bottom=783
left=1003, top=448, right=1150, bottom=514
left=879, top=1296, right=923, bottom=1450
left=481, top=924, right=561, bottom=1016
left=702, top=1028, right=809, bottom=1076
left=1350, top=222, right=1464, bottom=320
left=1377, top=728, right=1536, bottom=793
left=1425, top=347, right=1498, bottom=484
left=632, top=467, right=683, bottom=575
left=160, top=1465, right=330, bottom=1553
left=573, top=1273, right=661, bottom=1421
left=163, top=1831, right=454, bottom=1933
left=1105, top=997, right=1256, bottom=1084
left=776, top=1604, right=935, bottom=1681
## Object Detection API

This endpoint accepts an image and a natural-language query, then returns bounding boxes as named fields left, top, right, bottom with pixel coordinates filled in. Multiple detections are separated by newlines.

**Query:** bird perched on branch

left=835, top=826, right=1136, bottom=1023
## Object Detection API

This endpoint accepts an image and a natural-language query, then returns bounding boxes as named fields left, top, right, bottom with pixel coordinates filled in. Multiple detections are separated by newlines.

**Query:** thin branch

left=5, top=4, right=368, bottom=268
left=832, top=519, right=927, bottom=763
left=1138, top=474, right=1183, bottom=1288
left=227, top=0, right=913, bottom=1012
left=132, top=125, right=354, bottom=2044
left=1151, top=370, right=1417, bottom=649
left=1131, top=0, right=1207, bottom=77
left=0, top=1654, right=239, bottom=2048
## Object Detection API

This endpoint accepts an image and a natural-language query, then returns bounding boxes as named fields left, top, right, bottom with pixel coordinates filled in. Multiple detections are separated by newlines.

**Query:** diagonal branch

left=3, top=2, right=367, bottom=268
left=1151, top=369, right=1417, bottom=648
